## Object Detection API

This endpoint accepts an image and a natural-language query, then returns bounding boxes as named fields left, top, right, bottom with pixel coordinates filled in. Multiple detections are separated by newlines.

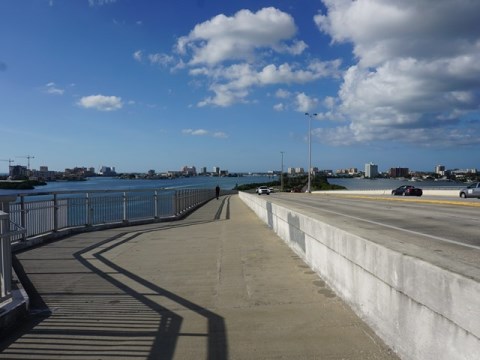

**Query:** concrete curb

left=239, top=191, right=480, bottom=360
left=0, top=269, right=29, bottom=337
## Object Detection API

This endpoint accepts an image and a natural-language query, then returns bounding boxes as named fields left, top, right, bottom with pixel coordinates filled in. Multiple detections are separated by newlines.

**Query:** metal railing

left=1, top=188, right=216, bottom=244
left=0, top=212, right=25, bottom=304
left=0, top=188, right=217, bottom=308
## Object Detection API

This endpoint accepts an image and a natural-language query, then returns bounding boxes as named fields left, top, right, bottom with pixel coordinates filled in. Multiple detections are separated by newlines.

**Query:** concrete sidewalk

left=0, top=195, right=398, bottom=359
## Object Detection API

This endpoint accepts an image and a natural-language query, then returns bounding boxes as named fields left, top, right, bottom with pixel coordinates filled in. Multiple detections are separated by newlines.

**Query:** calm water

left=0, top=176, right=467, bottom=196
left=0, top=175, right=277, bottom=195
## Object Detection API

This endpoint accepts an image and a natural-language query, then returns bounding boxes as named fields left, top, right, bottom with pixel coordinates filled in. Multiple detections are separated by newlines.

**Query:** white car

left=459, top=182, right=480, bottom=198
left=256, top=186, right=270, bottom=195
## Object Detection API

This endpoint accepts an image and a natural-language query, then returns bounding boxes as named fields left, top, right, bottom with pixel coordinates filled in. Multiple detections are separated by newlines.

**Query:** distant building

left=389, top=167, right=409, bottom=178
left=435, top=165, right=445, bottom=176
left=213, top=166, right=220, bottom=175
left=295, top=167, right=305, bottom=174
left=200, top=167, right=207, bottom=175
left=365, top=163, right=378, bottom=178
left=31, top=166, right=57, bottom=181
left=99, top=166, right=116, bottom=176
left=166, top=170, right=182, bottom=178
left=182, top=166, right=197, bottom=176
left=336, top=168, right=357, bottom=175
left=9, top=165, right=28, bottom=180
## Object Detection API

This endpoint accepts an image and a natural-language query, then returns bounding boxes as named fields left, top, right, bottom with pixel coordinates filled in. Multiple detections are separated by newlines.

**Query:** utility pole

left=280, top=151, right=284, bottom=192
left=304, top=113, right=317, bottom=193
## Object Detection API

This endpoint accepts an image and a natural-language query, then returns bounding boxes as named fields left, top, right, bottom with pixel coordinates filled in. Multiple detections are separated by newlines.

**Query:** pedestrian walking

left=215, top=185, right=220, bottom=200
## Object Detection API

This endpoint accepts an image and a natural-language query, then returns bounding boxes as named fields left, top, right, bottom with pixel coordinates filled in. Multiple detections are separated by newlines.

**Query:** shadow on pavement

left=0, top=197, right=231, bottom=360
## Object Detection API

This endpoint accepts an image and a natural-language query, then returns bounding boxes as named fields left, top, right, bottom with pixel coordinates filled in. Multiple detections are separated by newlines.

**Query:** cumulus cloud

left=313, top=0, right=480, bottom=147
left=182, top=129, right=228, bottom=138
left=167, top=7, right=342, bottom=107
left=134, top=7, right=341, bottom=107
left=78, top=95, right=123, bottom=111
left=295, top=93, right=319, bottom=113
left=194, top=60, right=340, bottom=107
left=176, top=7, right=304, bottom=66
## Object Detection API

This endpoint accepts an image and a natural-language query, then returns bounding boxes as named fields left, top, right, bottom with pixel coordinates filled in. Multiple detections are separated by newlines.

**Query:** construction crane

left=16, top=155, right=35, bottom=170
left=0, top=159, right=14, bottom=166
left=0, top=159, right=14, bottom=173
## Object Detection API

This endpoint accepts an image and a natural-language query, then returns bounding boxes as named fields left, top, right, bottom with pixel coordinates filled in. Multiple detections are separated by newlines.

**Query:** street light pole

left=305, top=113, right=317, bottom=193
left=280, top=151, right=284, bottom=192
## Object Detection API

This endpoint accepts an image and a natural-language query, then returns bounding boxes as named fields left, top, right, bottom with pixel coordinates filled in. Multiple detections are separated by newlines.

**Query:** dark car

left=391, top=185, right=423, bottom=196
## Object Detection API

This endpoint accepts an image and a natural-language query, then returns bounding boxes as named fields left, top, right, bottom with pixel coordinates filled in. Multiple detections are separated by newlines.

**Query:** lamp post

left=280, top=151, right=284, bottom=192
left=304, top=113, right=317, bottom=193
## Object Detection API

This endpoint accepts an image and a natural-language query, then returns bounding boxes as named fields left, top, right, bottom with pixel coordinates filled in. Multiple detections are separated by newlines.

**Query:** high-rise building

left=435, top=165, right=445, bottom=175
left=365, top=162, right=378, bottom=178
left=389, top=167, right=409, bottom=178
left=213, top=166, right=220, bottom=175
left=182, top=165, right=197, bottom=176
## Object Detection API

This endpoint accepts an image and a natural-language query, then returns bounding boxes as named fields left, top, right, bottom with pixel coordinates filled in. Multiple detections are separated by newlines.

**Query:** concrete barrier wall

left=313, top=189, right=460, bottom=196
left=239, top=192, right=480, bottom=360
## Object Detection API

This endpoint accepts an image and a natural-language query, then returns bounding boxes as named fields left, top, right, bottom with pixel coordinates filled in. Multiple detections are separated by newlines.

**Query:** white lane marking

left=283, top=198, right=480, bottom=251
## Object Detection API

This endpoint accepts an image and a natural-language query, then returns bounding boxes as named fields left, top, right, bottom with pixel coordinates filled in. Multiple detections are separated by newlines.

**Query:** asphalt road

left=262, top=192, right=480, bottom=281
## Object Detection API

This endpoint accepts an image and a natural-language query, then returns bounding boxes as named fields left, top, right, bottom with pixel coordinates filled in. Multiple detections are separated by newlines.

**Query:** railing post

left=20, top=196, right=26, bottom=241
left=123, top=192, right=128, bottom=223
left=0, top=211, right=12, bottom=304
left=53, top=194, right=59, bottom=232
left=174, top=190, right=178, bottom=216
left=154, top=191, right=158, bottom=219
left=86, top=193, right=92, bottom=227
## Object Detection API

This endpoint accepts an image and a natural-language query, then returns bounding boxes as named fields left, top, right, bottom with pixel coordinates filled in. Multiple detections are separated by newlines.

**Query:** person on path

left=215, top=185, right=220, bottom=200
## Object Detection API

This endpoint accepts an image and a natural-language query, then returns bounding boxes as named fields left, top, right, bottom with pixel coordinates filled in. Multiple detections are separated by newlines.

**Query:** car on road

left=256, top=186, right=270, bottom=195
left=391, top=185, right=423, bottom=196
left=459, top=182, right=480, bottom=198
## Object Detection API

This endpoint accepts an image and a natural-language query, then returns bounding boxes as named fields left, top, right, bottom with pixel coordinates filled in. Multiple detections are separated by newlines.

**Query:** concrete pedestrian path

left=1, top=195, right=398, bottom=359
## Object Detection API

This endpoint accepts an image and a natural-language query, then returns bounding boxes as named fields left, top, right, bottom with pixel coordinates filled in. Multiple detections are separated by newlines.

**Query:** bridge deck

left=1, top=195, right=397, bottom=359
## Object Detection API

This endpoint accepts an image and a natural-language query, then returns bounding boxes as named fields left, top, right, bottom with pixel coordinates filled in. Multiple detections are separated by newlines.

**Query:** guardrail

left=0, top=188, right=218, bottom=245
left=0, top=211, right=25, bottom=305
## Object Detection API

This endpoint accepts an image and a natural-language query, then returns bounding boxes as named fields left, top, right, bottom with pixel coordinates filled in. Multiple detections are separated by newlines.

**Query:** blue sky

left=1, top=0, right=480, bottom=174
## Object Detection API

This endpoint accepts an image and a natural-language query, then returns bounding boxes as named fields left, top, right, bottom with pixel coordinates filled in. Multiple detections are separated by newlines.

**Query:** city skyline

left=1, top=1, right=480, bottom=173
left=2, top=158, right=477, bottom=177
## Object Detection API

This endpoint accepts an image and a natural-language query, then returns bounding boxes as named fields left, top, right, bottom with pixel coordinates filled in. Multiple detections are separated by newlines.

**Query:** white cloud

left=45, top=82, right=65, bottom=95
left=193, top=60, right=340, bottom=107
left=78, top=95, right=123, bottom=111
left=88, top=0, right=117, bottom=6
left=176, top=7, right=304, bottom=66
left=182, top=129, right=228, bottom=138
left=148, top=53, right=175, bottom=67
left=213, top=132, right=228, bottom=139
left=182, top=129, right=208, bottom=136
left=273, top=103, right=285, bottom=112
left=275, top=89, right=291, bottom=99
left=295, top=93, right=319, bottom=113
left=312, top=0, right=480, bottom=147
left=133, top=50, right=143, bottom=62
left=135, top=7, right=340, bottom=108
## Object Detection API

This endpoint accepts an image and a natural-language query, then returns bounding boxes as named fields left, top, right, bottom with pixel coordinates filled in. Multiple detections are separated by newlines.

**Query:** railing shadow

left=0, top=197, right=231, bottom=359
left=75, top=226, right=229, bottom=360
